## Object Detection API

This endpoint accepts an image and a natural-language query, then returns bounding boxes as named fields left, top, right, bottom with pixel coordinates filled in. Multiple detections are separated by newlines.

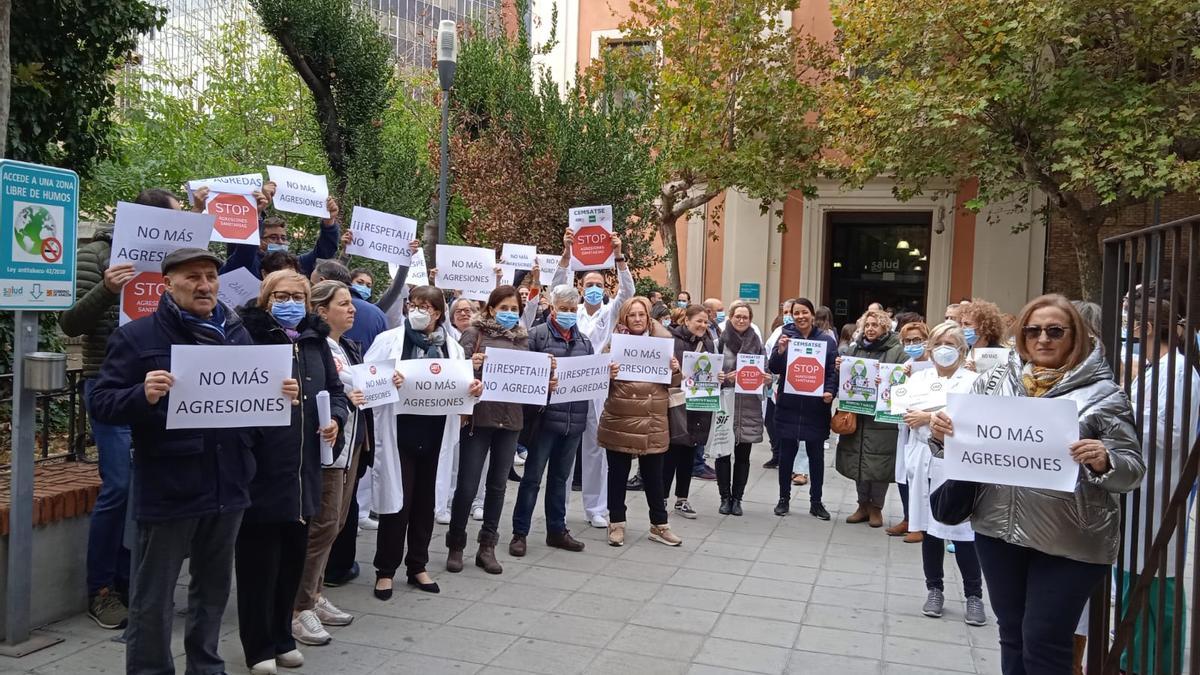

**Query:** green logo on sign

left=14, top=205, right=56, bottom=257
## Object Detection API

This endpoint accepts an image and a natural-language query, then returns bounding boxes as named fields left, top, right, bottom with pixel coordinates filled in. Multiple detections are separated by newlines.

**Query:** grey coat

left=967, top=346, right=1144, bottom=565
left=721, top=344, right=764, bottom=444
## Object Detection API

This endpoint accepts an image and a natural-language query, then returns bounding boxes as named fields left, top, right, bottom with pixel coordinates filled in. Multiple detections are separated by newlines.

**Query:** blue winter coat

left=767, top=324, right=839, bottom=441
left=528, top=320, right=594, bottom=437
left=90, top=297, right=256, bottom=523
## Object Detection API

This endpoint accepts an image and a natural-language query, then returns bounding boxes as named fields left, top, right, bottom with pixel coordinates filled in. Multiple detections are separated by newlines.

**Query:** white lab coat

left=899, top=366, right=978, bottom=540
left=363, top=325, right=471, bottom=515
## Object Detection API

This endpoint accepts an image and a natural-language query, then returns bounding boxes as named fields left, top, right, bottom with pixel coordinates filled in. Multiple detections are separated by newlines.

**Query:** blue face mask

left=271, top=299, right=305, bottom=328
left=583, top=286, right=604, bottom=305
left=904, top=344, right=926, bottom=359
left=554, top=311, right=577, bottom=330
left=676, top=301, right=687, bottom=308
left=351, top=283, right=371, bottom=301
left=662, top=319, right=671, bottom=327
left=266, top=242, right=289, bottom=253
left=496, top=310, right=519, bottom=330
left=963, top=327, right=978, bottom=347
left=782, top=315, right=795, bottom=325
left=716, top=311, right=726, bottom=325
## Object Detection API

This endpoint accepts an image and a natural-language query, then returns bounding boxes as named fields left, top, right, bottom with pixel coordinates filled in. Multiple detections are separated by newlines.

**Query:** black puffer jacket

left=459, top=313, right=530, bottom=431
left=528, top=319, right=594, bottom=436
left=668, top=324, right=715, bottom=446
left=241, top=302, right=349, bottom=523
left=58, top=226, right=118, bottom=377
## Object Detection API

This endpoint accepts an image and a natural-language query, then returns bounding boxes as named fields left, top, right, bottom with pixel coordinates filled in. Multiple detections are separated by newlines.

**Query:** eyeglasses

left=271, top=291, right=307, bottom=303
left=453, top=307, right=473, bottom=315
left=407, top=303, right=435, bottom=313
left=901, top=338, right=926, bottom=346
left=1022, top=325, right=1071, bottom=341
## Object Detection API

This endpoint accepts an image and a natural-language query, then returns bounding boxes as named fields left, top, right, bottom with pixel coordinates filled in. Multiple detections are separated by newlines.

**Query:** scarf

left=1022, top=363, right=1069, bottom=398
left=721, top=321, right=763, bottom=356
left=404, top=321, right=446, bottom=360
left=163, top=292, right=228, bottom=345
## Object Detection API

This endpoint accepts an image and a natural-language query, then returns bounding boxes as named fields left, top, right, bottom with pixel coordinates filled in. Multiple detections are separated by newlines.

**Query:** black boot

left=731, top=498, right=743, bottom=517
left=774, top=498, right=790, bottom=516
left=718, top=497, right=732, bottom=515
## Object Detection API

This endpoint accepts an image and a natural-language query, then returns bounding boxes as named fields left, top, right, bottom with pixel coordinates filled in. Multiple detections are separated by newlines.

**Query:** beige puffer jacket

left=598, top=323, right=675, bottom=455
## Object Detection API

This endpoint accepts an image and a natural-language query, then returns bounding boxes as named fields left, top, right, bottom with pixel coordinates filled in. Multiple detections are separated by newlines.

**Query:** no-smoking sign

left=40, top=237, right=62, bottom=263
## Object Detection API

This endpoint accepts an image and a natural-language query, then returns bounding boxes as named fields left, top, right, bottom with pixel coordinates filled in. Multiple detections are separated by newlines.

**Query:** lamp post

left=436, top=20, right=457, bottom=252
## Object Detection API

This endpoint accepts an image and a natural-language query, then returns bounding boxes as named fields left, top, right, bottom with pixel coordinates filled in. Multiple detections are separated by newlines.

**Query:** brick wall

left=0, top=462, right=101, bottom=535
left=1045, top=193, right=1200, bottom=299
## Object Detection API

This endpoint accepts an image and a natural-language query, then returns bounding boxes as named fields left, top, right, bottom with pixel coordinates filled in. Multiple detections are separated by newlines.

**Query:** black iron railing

left=0, top=366, right=90, bottom=470
left=1094, top=212, right=1199, bottom=674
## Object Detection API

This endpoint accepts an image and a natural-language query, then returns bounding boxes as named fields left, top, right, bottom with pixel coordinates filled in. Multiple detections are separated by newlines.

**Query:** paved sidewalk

left=0, top=444, right=1001, bottom=674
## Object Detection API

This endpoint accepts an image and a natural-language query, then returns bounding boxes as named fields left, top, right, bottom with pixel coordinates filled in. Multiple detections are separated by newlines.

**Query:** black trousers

left=662, top=443, right=696, bottom=500
left=324, top=474, right=359, bottom=580
left=375, top=443, right=440, bottom=579
left=765, top=399, right=780, bottom=463
left=235, top=520, right=309, bottom=667
left=715, top=442, right=752, bottom=500
left=778, top=436, right=825, bottom=504
left=607, top=450, right=668, bottom=525
left=975, top=534, right=1107, bottom=675
left=449, top=427, right=518, bottom=548
left=922, top=534, right=983, bottom=597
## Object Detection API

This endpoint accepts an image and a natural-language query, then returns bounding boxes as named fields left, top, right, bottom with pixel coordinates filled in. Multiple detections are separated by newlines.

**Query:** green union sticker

left=838, top=399, right=876, bottom=415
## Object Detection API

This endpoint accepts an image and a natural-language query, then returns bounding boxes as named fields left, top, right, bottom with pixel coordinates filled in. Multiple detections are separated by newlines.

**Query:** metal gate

left=1092, top=212, right=1200, bottom=674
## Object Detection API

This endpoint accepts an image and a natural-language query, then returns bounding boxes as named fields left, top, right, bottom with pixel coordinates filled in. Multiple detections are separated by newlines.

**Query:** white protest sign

left=346, top=206, right=417, bottom=267
left=550, top=353, right=612, bottom=404
left=393, top=358, right=475, bottom=415
left=890, top=371, right=947, bottom=414
left=682, top=351, right=721, bottom=411
left=187, top=173, right=263, bottom=196
left=972, top=348, right=1010, bottom=373
left=501, top=243, right=538, bottom=270
left=390, top=247, right=427, bottom=287
left=217, top=266, right=261, bottom=309
left=535, top=254, right=560, bottom=281
left=943, top=393, right=1080, bottom=492
left=611, top=333, right=673, bottom=384
left=166, top=344, right=293, bottom=429
left=734, top=353, right=767, bottom=395
left=205, top=192, right=260, bottom=245
left=784, top=339, right=827, bottom=397
left=267, top=165, right=330, bottom=219
left=837, top=356, right=880, bottom=414
left=480, top=347, right=553, bottom=405
left=568, top=205, right=614, bottom=271
left=498, top=263, right=517, bottom=287
left=435, top=245, right=495, bottom=301
left=874, top=362, right=908, bottom=424
left=111, top=201, right=216, bottom=272
left=349, top=360, right=400, bottom=410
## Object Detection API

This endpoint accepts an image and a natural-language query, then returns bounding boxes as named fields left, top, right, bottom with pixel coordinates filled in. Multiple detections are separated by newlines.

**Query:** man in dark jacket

left=509, top=284, right=593, bottom=557
left=58, top=187, right=181, bottom=630
left=90, top=248, right=299, bottom=675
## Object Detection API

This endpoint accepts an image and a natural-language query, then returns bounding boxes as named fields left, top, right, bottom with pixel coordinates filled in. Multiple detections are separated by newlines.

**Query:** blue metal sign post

left=0, top=159, right=77, bottom=656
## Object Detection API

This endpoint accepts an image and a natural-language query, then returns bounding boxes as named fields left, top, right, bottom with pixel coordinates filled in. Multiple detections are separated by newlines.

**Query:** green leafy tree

left=594, top=0, right=826, bottom=293
left=824, top=0, right=1200, bottom=301
left=7, top=0, right=164, bottom=174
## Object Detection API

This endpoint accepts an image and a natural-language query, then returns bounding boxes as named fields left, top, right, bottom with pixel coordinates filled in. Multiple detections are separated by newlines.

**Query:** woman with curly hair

left=960, top=298, right=1006, bottom=350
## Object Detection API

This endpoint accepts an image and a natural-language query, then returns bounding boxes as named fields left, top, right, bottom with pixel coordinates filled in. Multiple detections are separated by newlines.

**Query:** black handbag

left=929, top=478, right=980, bottom=525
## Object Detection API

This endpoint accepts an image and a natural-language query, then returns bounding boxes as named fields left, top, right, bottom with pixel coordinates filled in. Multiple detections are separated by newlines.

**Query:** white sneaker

left=514, top=452, right=526, bottom=467
left=589, top=514, right=609, bottom=528
left=472, top=506, right=484, bottom=521
left=314, top=596, right=353, bottom=626
left=291, top=610, right=331, bottom=645
left=435, top=511, right=451, bottom=525
left=358, top=516, right=379, bottom=531
left=275, top=649, right=304, bottom=668
left=250, top=659, right=277, bottom=675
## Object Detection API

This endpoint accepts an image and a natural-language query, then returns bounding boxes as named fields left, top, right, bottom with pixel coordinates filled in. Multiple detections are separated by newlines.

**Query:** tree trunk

left=0, top=0, right=10, bottom=156
left=657, top=209, right=682, bottom=296
left=1065, top=212, right=1104, bottom=303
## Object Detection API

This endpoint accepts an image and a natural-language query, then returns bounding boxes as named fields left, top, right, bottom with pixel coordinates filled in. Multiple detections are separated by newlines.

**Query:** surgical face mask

left=662, top=318, right=671, bottom=327
left=271, top=299, right=305, bottom=328
left=408, top=308, right=432, bottom=331
left=676, top=301, right=687, bottom=308
left=903, top=344, right=926, bottom=359
left=583, top=286, right=604, bottom=305
left=496, top=310, right=519, bottom=330
left=716, top=311, right=726, bottom=324
left=782, top=315, right=795, bottom=325
left=554, top=311, right=577, bottom=330
left=266, top=242, right=289, bottom=253
left=963, top=327, right=978, bottom=347
left=351, top=283, right=372, bottom=301
left=931, top=345, right=960, bottom=368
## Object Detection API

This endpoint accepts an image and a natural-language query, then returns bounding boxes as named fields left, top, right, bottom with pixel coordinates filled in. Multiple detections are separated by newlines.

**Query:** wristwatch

left=614, top=255, right=626, bottom=263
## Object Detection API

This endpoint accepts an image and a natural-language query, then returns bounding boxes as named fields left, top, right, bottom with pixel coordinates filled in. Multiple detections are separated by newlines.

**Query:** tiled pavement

left=0, top=444, right=1002, bottom=674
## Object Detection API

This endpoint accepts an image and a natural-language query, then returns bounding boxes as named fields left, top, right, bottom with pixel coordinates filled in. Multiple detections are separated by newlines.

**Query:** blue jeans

left=692, top=445, right=708, bottom=473
left=511, top=430, right=582, bottom=536
left=85, top=378, right=132, bottom=595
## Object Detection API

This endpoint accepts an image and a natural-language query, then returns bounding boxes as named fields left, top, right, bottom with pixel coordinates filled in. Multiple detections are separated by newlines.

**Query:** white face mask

left=409, top=308, right=432, bottom=331
left=931, top=345, right=960, bottom=368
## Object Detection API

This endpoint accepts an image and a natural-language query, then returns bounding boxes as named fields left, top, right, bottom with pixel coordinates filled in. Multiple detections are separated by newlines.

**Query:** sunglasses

left=1022, top=325, right=1070, bottom=341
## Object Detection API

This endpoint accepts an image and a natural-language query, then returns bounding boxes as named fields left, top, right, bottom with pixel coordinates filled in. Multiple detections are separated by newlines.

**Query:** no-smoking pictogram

left=40, top=237, right=62, bottom=263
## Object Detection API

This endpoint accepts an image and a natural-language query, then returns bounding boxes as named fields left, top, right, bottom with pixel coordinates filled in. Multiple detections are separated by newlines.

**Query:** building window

left=599, top=37, right=655, bottom=110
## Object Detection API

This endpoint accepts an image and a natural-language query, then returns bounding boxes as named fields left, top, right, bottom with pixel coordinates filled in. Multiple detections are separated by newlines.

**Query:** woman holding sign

left=599, top=296, right=682, bottom=547
left=237, top=271, right=348, bottom=669
left=896, top=322, right=986, bottom=626
left=767, top=298, right=839, bottom=520
left=664, top=305, right=717, bottom=519
left=931, top=294, right=1143, bottom=675
left=449, top=284, right=534, bottom=575
left=716, top=302, right=765, bottom=516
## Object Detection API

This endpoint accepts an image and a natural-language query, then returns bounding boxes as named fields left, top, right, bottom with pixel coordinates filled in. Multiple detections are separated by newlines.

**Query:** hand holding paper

left=317, top=390, right=334, bottom=465
left=282, top=378, right=300, bottom=405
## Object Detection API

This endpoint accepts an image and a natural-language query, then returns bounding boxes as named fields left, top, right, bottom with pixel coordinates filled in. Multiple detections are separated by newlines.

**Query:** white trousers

left=569, top=400, right=608, bottom=521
